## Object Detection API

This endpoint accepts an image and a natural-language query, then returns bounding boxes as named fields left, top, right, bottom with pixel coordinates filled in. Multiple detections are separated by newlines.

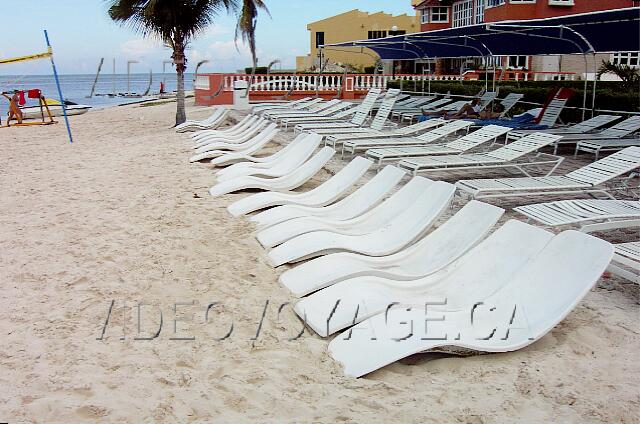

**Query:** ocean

left=0, top=73, right=195, bottom=117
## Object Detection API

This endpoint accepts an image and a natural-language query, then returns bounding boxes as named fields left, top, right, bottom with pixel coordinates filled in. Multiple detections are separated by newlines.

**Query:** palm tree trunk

left=173, top=38, right=187, bottom=126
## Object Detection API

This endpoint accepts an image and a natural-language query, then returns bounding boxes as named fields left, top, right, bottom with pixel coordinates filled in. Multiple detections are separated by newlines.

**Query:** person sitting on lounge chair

left=422, top=98, right=482, bottom=120
left=478, top=103, right=504, bottom=120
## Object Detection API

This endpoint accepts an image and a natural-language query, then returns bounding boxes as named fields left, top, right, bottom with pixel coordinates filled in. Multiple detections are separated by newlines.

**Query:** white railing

left=222, top=74, right=345, bottom=92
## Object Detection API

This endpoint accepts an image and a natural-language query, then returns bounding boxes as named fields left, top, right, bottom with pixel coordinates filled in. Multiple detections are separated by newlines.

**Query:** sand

left=0, top=100, right=638, bottom=423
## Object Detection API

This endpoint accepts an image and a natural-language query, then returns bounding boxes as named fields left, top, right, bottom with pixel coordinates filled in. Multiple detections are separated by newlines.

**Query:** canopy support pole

left=44, top=30, right=73, bottom=143
left=581, top=54, right=588, bottom=121
left=591, top=53, right=598, bottom=118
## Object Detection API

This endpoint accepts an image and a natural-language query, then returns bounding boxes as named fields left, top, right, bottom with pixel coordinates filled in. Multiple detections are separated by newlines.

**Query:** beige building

left=295, top=9, right=419, bottom=72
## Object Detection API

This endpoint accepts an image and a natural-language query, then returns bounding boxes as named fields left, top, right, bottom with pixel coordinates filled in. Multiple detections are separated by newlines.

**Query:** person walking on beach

left=7, top=90, right=24, bottom=125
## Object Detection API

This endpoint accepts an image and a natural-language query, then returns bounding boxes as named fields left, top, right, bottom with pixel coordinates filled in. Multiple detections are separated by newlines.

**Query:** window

left=388, top=29, right=406, bottom=36
left=453, top=0, right=473, bottom=28
left=420, top=8, right=429, bottom=24
left=509, top=0, right=536, bottom=3
left=315, top=32, right=324, bottom=48
left=475, top=0, right=485, bottom=24
left=368, top=30, right=387, bottom=39
left=486, top=0, right=505, bottom=7
left=611, top=52, right=640, bottom=67
left=430, top=7, right=449, bottom=23
left=508, top=55, right=529, bottom=69
left=548, top=0, right=574, bottom=5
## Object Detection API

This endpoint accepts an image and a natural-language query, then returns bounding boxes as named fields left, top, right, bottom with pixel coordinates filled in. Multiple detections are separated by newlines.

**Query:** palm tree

left=108, top=0, right=238, bottom=125
left=597, top=60, right=640, bottom=92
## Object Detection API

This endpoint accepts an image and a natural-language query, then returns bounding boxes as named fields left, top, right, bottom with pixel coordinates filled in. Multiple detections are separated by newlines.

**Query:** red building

left=412, top=0, right=639, bottom=78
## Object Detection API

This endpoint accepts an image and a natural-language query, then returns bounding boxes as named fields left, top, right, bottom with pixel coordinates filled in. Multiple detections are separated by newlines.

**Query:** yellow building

left=295, top=9, right=419, bottom=72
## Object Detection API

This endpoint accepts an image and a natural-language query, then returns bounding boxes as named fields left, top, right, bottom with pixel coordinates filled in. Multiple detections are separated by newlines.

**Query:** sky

left=0, top=0, right=416, bottom=75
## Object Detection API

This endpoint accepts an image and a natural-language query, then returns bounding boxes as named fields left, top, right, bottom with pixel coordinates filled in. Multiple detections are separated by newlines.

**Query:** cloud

left=121, top=38, right=165, bottom=57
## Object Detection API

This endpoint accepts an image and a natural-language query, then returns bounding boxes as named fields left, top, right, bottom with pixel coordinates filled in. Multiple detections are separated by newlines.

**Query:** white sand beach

left=1, top=101, right=638, bottom=423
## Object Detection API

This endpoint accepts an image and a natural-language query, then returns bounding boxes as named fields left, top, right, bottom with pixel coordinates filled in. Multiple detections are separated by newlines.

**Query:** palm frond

left=235, top=0, right=270, bottom=67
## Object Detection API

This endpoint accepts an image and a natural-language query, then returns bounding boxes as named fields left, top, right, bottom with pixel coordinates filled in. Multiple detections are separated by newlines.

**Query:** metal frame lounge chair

left=398, top=132, right=563, bottom=177
left=259, top=98, right=324, bottom=117
left=267, top=181, right=456, bottom=266
left=607, top=242, right=639, bottom=284
left=325, top=225, right=612, bottom=377
left=365, top=124, right=511, bottom=168
left=250, top=165, right=406, bottom=228
left=215, top=134, right=322, bottom=182
left=278, top=105, right=359, bottom=130
left=279, top=200, right=504, bottom=297
left=514, top=199, right=640, bottom=233
left=397, top=98, right=455, bottom=123
left=303, top=89, right=401, bottom=137
left=226, top=156, right=373, bottom=216
left=263, top=99, right=339, bottom=120
left=189, top=124, right=278, bottom=162
left=294, top=88, right=382, bottom=133
left=324, top=118, right=447, bottom=148
left=257, top=176, right=434, bottom=248
left=455, top=146, right=640, bottom=200
left=548, top=115, right=640, bottom=154
left=498, top=93, right=524, bottom=118
left=251, top=97, right=314, bottom=114
left=209, top=146, right=336, bottom=197
left=389, top=97, right=438, bottom=120
left=341, top=120, right=473, bottom=158
left=575, top=138, right=640, bottom=160
left=507, top=114, right=622, bottom=139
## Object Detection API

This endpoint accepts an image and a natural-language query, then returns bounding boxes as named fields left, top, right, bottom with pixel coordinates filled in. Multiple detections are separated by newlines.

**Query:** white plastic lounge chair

left=175, top=107, right=227, bottom=132
left=326, top=226, right=613, bottom=377
left=294, top=219, right=555, bottom=337
left=209, top=146, right=336, bottom=197
left=216, top=134, right=322, bottom=181
left=575, top=138, right=640, bottom=160
left=189, top=114, right=255, bottom=140
left=251, top=165, right=406, bottom=228
left=208, top=127, right=281, bottom=166
left=189, top=123, right=278, bottom=162
left=279, top=200, right=503, bottom=297
left=342, top=120, right=473, bottom=158
left=257, top=176, right=434, bottom=248
left=304, top=89, right=400, bottom=136
left=399, top=132, right=562, bottom=177
left=507, top=114, right=622, bottom=139
left=215, top=132, right=319, bottom=173
left=293, top=88, right=382, bottom=133
left=365, top=124, right=512, bottom=167
left=607, top=242, right=639, bottom=284
left=455, top=146, right=640, bottom=200
left=227, top=156, right=373, bottom=217
left=514, top=199, right=640, bottom=233
left=193, top=119, right=268, bottom=149
left=324, top=118, right=447, bottom=148
left=267, top=181, right=456, bottom=266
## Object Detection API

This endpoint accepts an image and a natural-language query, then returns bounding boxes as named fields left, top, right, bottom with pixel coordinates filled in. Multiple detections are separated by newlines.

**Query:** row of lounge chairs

left=179, top=92, right=639, bottom=376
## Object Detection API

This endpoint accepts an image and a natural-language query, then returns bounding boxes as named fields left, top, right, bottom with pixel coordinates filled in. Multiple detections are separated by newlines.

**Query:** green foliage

left=597, top=60, right=640, bottom=92
left=388, top=79, right=640, bottom=119
left=363, top=66, right=376, bottom=74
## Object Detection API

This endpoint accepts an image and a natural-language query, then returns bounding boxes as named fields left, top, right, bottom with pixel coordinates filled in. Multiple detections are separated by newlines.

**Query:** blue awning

left=322, top=7, right=640, bottom=59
